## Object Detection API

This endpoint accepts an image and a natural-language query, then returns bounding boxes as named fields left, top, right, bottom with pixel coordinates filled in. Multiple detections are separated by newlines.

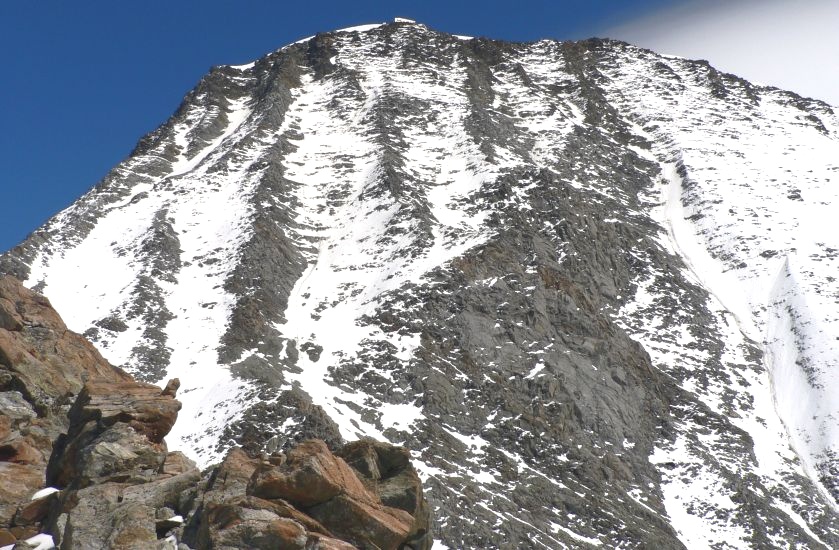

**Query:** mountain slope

left=3, top=20, right=838, bottom=548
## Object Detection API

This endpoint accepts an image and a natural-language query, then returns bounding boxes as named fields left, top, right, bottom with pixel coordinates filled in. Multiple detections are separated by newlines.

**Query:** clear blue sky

left=0, top=0, right=680, bottom=254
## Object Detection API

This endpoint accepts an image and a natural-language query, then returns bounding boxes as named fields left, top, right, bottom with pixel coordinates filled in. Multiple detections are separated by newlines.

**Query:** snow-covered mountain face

left=3, top=20, right=839, bottom=548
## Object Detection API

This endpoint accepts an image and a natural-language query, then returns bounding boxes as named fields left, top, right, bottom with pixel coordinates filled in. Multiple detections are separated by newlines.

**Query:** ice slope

left=4, top=20, right=839, bottom=548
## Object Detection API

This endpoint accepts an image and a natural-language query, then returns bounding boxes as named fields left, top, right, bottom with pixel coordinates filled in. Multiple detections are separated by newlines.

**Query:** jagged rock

left=0, top=464, right=43, bottom=528
left=12, top=490, right=58, bottom=528
left=0, top=276, right=131, bottom=531
left=47, top=379, right=181, bottom=489
left=194, top=495, right=331, bottom=549
left=248, top=439, right=370, bottom=507
left=65, top=379, right=181, bottom=444
left=186, top=440, right=430, bottom=550
left=0, top=276, right=132, bottom=407
left=337, top=439, right=430, bottom=550
left=43, top=377, right=198, bottom=549
left=307, top=495, right=414, bottom=550
left=55, top=483, right=157, bottom=550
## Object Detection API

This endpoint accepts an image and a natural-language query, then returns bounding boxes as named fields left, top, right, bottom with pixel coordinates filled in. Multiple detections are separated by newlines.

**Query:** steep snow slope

left=3, top=21, right=839, bottom=548
left=597, top=45, right=839, bottom=547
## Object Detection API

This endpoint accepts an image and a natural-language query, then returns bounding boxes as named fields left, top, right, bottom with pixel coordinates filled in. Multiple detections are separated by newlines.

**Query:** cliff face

left=0, top=275, right=430, bottom=549
left=2, top=19, right=839, bottom=548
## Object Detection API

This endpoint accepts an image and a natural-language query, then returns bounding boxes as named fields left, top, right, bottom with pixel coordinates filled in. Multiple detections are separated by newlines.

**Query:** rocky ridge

left=0, top=275, right=430, bottom=549
left=2, top=19, right=838, bottom=548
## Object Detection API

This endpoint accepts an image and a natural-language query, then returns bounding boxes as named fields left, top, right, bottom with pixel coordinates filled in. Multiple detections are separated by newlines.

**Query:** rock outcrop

left=186, top=439, right=429, bottom=550
left=0, top=275, right=430, bottom=548
left=0, top=275, right=133, bottom=543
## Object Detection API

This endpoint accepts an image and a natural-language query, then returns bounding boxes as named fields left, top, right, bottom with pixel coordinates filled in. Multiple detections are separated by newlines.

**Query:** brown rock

left=0, top=276, right=137, bottom=531
left=160, top=378, right=180, bottom=397
left=0, top=528, right=14, bottom=545
left=160, top=451, right=196, bottom=477
left=67, top=379, right=181, bottom=444
left=249, top=439, right=372, bottom=507
left=8, top=525, right=36, bottom=540
left=0, top=439, right=43, bottom=466
left=0, top=295, right=22, bottom=332
left=0, top=276, right=132, bottom=405
left=13, top=490, right=57, bottom=526
left=198, top=498, right=311, bottom=550
left=207, top=447, right=260, bottom=500
left=0, top=416, right=11, bottom=441
left=338, top=439, right=431, bottom=550
left=0, top=277, right=60, bottom=332
left=0, top=463, right=43, bottom=527
left=309, top=494, right=414, bottom=550
left=305, top=533, right=358, bottom=549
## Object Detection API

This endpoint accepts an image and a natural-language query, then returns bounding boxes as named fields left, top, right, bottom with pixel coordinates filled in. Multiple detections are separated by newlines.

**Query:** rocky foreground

left=0, top=275, right=430, bottom=549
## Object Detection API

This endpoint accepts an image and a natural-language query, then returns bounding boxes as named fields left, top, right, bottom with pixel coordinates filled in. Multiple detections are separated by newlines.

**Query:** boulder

left=48, top=422, right=168, bottom=488
left=337, top=439, right=431, bottom=549
left=13, top=490, right=58, bottom=527
left=0, top=463, right=43, bottom=528
left=203, top=447, right=260, bottom=503
left=64, top=379, right=181, bottom=445
left=194, top=495, right=332, bottom=549
left=308, top=494, right=414, bottom=550
left=56, top=483, right=158, bottom=550
left=248, top=439, right=371, bottom=507
left=46, top=378, right=181, bottom=490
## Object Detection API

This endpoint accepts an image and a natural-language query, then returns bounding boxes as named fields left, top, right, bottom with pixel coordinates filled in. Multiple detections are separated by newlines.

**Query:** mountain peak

left=2, top=25, right=838, bottom=548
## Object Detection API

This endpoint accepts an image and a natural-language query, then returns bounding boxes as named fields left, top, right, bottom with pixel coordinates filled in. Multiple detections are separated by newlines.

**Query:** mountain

left=3, top=19, right=839, bottom=548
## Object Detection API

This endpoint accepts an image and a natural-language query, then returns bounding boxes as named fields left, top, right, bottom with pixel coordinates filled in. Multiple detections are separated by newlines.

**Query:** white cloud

left=604, top=0, right=839, bottom=106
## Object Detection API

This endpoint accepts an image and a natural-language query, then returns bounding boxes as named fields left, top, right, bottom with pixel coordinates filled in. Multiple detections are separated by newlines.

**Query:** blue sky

left=2, top=0, right=834, bottom=254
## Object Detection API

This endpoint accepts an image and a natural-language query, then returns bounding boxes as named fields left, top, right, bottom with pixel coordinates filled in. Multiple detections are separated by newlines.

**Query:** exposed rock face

left=0, top=275, right=133, bottom=543
left=28, top=360, right=198, bottom=548
left=0, top=275, right=431, bottom=549
left=3, top=19, right=839, bottom=549
left=187, top=439, right=429, bottom=550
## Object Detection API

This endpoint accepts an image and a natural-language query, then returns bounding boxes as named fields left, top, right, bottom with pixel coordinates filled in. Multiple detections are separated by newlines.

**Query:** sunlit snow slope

left=3, top=21, right=838, bottom=549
